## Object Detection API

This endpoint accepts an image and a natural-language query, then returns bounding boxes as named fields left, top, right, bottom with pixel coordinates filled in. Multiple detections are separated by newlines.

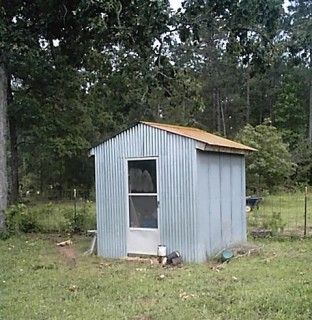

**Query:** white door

left=127, top=158, right=160, bottom=255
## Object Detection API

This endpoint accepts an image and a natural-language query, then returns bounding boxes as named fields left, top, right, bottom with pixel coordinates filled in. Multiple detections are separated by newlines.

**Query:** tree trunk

left=9, top=116, right=19, bottom=203
left=246, top=65, right=251, bottom=124
left=7, top=75, right=19, bottom=203
left=211, top=90, right=216, bottom=131
left=0, top=64, right=8, bottom=232
left=216, top=89, right=221, bottom=133
left=40, top=159, right=43, bottom=195
left=309, top=50, right=312, bottom=144
left=309, top=77, right=312, bottom=144
left=220, top=98, right=226, bottom=137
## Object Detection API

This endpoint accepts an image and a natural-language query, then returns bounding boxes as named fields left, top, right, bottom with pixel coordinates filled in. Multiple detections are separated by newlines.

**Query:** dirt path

left=57, top=243, right=77, bottom=268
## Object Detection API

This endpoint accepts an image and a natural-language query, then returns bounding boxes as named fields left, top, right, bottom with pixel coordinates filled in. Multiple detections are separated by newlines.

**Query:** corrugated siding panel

left=220, top=155, right=232, bottom=246
left=196, top=152, right=211, bottom=261
left=231, top=155, right=246, bottom=242
left=241, top=157, right=247, bottom=240
left=206, top=153, right=223, bottom=254
left=96, top=136, right=127, bottom=258
left=94, top=123, right=198, bottom=261
left=196, top=151, right=246, bottom=260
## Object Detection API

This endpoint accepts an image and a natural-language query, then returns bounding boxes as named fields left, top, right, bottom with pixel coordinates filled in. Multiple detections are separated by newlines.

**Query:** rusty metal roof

left=142, top=121, right=256, bottom=152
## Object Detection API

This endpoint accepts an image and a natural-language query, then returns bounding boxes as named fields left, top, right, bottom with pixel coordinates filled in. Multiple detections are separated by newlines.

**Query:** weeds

left=5, top=201, right=95, bottom=235
left=248, top=211, right=286, bottom=236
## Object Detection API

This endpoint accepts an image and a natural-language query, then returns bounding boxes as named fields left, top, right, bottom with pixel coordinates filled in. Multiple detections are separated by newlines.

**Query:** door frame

left=125, top=156, right=160, bottom=254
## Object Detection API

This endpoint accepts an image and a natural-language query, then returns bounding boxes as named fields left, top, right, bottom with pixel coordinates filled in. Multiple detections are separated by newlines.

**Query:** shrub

left=64, top=209, right=86, bottom=233
left=6, top=204, right=41, bottom=234
left=61, top=202, right=96, bottom=233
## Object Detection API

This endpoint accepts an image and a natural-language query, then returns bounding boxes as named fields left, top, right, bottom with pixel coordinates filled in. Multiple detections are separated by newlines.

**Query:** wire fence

left=19, top=188, right=96, bottom=233
left=20, top=187, right=311, bottom=237
left=247, top=189, right=310, bottom=237
left=22, top=187, right=94, bottom=202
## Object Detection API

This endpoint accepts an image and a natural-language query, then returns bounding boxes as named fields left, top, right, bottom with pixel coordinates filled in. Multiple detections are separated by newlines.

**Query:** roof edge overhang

left=142, top=121, right=256, bottom=153
left=88, top=122, right=141, bottom=154
left=89, top=121, right=257, bottom=155
left=196, top=141, right=256, bottom=155
left=89, top=148, right=95, bottom=157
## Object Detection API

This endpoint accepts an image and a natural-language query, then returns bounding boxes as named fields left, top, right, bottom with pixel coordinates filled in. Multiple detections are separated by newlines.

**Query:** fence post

left=304, top=187, right=307, bottom=237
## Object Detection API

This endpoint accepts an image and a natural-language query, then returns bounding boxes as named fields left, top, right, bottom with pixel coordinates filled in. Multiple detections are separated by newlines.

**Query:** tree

left=291, top=138, right=312, bottom=185
left=226, top=0, right=284, bottom=123
left=179, top=0, right=284, bottom=126
left=1, top=0, right=311, bottom=205
left=286, top=0, right=312, bottom=143
left=0, top=64, right=7, bottom=231
left=237, top=121, right=294, bottom=191
left=0, top=0, right=174, bottom=198
left=273, top=73, right=307, bottom=147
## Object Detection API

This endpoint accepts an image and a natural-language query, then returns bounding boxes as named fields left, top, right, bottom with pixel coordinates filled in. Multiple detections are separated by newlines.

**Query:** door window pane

left=129, top=196, right=158, bottom=228
left=128, top=160, right=157, bottom=193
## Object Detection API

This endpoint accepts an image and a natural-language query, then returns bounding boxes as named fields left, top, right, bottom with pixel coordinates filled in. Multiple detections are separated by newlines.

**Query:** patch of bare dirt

left=57, top=242, right=77, bottom=268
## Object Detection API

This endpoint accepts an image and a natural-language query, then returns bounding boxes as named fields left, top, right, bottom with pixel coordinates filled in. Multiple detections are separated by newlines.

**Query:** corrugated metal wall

left=93, top=123, right=198, bottom=261
left=93, top=123, right=247, bottom=262
left=196, top=150, right=246, bottom=261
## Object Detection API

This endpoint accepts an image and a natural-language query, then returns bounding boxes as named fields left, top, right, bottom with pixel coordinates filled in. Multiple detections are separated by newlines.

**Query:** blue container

left=221, top=249, right=234, bottom=262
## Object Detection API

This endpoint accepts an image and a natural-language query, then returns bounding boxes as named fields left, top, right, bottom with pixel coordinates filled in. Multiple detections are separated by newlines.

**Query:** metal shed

left=90, top=121, right=255, bottom=262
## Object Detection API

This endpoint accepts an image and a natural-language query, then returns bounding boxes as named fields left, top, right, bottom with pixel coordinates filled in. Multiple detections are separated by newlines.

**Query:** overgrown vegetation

left=247, top=191, right=310, bottom=236
left=4, top=191, right=308, bottom=239
left=248, top=211, right=286, bottom=236
left=4, top=201, right=95, bottom=236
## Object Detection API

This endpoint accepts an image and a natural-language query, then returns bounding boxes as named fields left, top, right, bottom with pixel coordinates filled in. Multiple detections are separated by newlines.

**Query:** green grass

left=1, top=235, right=312, bottom=319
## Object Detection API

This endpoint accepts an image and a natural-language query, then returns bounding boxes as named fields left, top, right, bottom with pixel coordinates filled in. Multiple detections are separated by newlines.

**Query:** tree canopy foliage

left=0, top=0, right=312, bottom=211
left=237, top=122, right=294, bottom=191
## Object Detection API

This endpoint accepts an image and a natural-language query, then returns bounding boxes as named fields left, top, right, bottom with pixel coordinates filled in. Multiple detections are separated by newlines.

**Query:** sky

left=170, top=0, right=182, bottom=11
left=169, top=0, right=291, bottom=11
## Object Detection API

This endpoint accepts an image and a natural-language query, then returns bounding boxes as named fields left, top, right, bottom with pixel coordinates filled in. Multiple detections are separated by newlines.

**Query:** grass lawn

left=1, top=235, right=312, bottom=319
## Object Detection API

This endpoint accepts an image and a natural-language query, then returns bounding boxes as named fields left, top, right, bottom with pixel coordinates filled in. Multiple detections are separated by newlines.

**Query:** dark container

left=171, top=256, right=183, bottom=266
left=167, top=251, right=181, bottom=264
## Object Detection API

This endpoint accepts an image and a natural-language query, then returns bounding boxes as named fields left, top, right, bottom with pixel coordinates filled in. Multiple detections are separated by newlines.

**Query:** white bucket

left=157, top=245, right=167, bottom=257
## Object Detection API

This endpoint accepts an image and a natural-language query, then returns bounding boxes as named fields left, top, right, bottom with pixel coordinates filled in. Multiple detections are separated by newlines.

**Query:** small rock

left=68, top=284, right=78, bottom=292
left=57, top=239, right=72, bottom=247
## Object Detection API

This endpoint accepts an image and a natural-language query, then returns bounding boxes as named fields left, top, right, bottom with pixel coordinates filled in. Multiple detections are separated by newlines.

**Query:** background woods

left=0, top=0, right=312, bottom=214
